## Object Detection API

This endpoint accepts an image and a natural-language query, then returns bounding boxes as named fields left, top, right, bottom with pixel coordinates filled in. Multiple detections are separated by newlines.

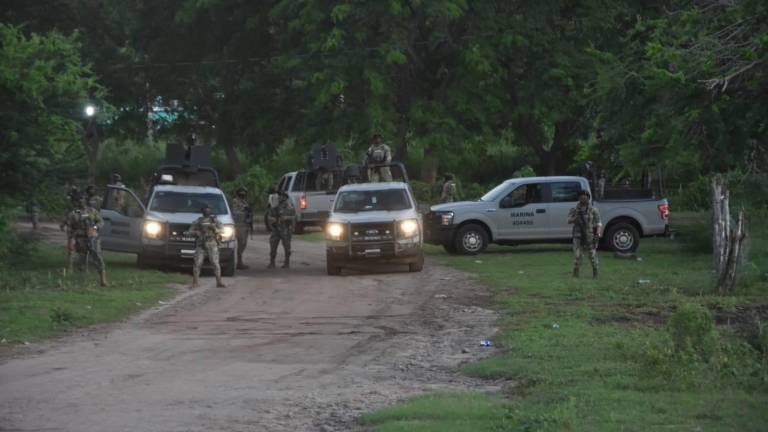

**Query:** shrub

left=667, top=302, right=718, bottom=360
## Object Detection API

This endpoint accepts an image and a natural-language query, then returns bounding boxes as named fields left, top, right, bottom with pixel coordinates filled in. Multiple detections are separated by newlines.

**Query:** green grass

left=0, top=243, right=186, bottom=342
left=365, top=212, right=768, bottom=431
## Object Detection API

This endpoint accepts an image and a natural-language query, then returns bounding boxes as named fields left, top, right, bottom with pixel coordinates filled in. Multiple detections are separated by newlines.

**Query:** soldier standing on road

left=267, top=191, right=296, bottom=269
left=365, top=134, right=392, bottom=182
left=440, top=173, right=458, bottom=203
left=231, top=186, right=252, bottom=270
left=26, top=198, right=40, bottom=230
left=190, top=204, right=226, bottom=289
left=109, top=173, right=125, bottom=211
left=85, top=184, right=103, bottom=210
left=568, top=190, right=602, bottom=279
left=60, top=188, right=80, bottom=273
left=66, top=193, right=107, bottom=286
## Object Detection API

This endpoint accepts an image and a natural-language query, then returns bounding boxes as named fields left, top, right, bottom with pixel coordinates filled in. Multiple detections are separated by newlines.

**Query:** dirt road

left=0, top=231, right=498, bottom=431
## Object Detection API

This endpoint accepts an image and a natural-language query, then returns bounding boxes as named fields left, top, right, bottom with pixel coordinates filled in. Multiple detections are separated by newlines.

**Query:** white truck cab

left=100, top=184, right=238, bottom=275
left=324, top=182, right=424, bottom=275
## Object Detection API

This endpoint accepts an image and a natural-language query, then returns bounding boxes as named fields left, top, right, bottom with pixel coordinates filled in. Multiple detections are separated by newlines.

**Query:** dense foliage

left=1, top=0, right=765, bottom=209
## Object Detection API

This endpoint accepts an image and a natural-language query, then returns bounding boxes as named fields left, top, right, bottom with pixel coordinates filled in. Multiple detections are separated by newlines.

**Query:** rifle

left=245, top=205, right=254, bottom=239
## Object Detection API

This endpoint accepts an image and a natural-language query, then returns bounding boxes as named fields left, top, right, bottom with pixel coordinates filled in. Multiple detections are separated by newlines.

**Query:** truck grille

left=350, top=222, right=396, bottom=243
left=167, top=223, right=195, bottom=243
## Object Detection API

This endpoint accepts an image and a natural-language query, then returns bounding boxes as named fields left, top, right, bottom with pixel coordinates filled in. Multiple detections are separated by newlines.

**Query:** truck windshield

left=481, top=181, right=515, bottom=202
left=149, top=192, right=228, bottom=214
left=335, top=189, right=411, bottom=213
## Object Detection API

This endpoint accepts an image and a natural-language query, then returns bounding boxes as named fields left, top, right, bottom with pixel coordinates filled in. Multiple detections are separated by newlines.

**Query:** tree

left=0, top=24, right=107, bottom=197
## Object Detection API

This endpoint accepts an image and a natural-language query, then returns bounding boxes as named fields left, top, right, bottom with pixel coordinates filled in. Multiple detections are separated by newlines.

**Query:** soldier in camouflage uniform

left=364, top=134, right=392, bottom=182
left=85, top=184, right=103, bottom=210
left=440, top=173, right=458, bottom=203
left=60, top=188, right=80, bottom=273
left=567, top=190, right=602, bottom=278
left=267, top=191, right=296, bottom=269
left=26, top=199, right=40, bottom=230
left=109, top=173, right=125, bottom=211
left=66, top=193, right=107, bottom=286
left=190, top=204, right=226, bottom=288
left=231, top=186, right=252, bottom=270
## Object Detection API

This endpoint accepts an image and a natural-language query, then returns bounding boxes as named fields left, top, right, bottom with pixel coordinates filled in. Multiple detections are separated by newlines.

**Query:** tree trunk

left=421, top=145, right=438, bottom=183
left=81, top=120, right=100, bottom=185
left=216, top=114, right=242, bottom=179
left=712, top=175, right=748, bottom=293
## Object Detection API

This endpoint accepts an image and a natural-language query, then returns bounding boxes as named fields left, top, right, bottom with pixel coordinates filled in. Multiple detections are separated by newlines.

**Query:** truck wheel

left=454, top=224, right=488, bottom=255
left=294, top=223, right=305, bottom=235
left=222, top=260, right=236, bottom=277
left=136, top=254, right=150, bottom=269
left=326, top=259, right=342, bottom=276
left=605, top=222, right=640, bottom=253
left=409, top=252, right=424, bottom=272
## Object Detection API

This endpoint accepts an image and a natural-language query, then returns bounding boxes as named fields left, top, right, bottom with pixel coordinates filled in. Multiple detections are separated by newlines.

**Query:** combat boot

left=572, top=267, right=579, bottom=278
left=215, top=275, right=226, bottom=288
left=191, top=276, right=200, bottom=289
left=592, top=267, right=599, bottom=279
left=99, top=271, right=108, bottom=287
left=267, top=257, right=276, bottom=269
left=282, top=256, right=290, bottom=269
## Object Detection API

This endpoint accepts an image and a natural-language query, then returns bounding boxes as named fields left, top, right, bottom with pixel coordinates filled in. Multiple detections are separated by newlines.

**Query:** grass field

left=0, top=243, right=186, bottom=343
left=362, top=212, right=768, bottom=431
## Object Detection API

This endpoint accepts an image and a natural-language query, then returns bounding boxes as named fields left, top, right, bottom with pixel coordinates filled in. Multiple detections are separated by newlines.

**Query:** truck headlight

left=221, top=225, right=235, bottom=241
left=440, top=211, right=454, bottom=226
left=143, top=221, right=163, bottom=238
left=399, top=219, right=419, bottom=237
left=326, top=223, right=344, bottom=240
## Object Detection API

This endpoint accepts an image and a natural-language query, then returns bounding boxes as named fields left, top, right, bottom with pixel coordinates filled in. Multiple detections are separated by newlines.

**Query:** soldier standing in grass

left=231, top=186, right=252, bottom=270
left=67, top=193, right=107, bottom=286
left=190, top=204, right=226, bottom=289
left=568, top=190, right=602, bottom=279
left=60, top=187, right=80, bottom=273
left=26, top=198, right=40, bottom=230
left=440, top=173, right=458, bottom=203
left=267, top=191, right=295, bottom=269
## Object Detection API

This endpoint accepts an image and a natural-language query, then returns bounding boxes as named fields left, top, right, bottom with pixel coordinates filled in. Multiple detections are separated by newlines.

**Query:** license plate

left=181, top=249, right=196, bottom=255
left=364, top=248, right=381, bottom=256
left=363, top=236, right=382, bottom=241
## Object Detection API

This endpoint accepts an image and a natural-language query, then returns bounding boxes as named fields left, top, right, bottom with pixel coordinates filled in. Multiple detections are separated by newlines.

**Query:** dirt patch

left=0, top=234, right=501, bottom=432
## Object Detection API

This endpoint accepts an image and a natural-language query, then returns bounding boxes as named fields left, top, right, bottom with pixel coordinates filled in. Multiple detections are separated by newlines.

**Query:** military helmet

left=578, top=189, right=591, bottom=199
left=86, top=184, right=97, bottom=194
left=201, top=203, right=212, bottom=212
left=111, top=173, right=122, bottom=183
left=236, top=186, right=247, bottom=195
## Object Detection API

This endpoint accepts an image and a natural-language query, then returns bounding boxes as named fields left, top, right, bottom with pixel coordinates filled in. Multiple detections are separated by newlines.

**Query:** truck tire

left=326, top=259, right=342, bottom=276
left=136, top=253, right=150, bottom=269
left=605, top=222, right=640, bottom=253
left=409, top=252, right=425, bottom=272
left=454, top=224, right=489, bottom=255
left=222, top=259, right=236, bottom=276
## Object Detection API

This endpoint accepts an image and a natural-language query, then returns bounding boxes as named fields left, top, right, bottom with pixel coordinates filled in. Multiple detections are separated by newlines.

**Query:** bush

left=667, top=302, right=718, bottom=360
left=0, top=208, right=36, bottom=270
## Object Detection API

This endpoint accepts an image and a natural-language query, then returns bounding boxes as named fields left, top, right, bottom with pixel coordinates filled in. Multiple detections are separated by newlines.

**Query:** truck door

left=100, top=186, right=146, bottom=253
left=493, top=182, right=549, bottom=239
left=548, top=181, right=585, bottom=239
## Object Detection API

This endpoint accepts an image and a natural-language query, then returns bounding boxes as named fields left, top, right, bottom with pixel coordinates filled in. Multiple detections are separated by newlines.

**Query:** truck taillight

left=658, top=204, right=669, bottom=221
left=299, top=195, right=308, bottom=210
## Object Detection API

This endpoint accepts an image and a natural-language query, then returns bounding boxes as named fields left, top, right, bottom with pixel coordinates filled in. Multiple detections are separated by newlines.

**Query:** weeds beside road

left=363, top=212, right=768, bottom=431
left=0, top=243, right=185, bottom=343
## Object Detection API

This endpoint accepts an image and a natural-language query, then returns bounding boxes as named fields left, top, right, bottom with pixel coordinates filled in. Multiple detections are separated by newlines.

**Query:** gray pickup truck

left=425, top=176, right=669, bottom=255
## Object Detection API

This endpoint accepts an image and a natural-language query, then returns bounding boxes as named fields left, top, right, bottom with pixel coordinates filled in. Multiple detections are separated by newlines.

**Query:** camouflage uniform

left=267, top=197, right=296, bottom=268
left=441, top=180, right=457, bottom=203
left=365, top=142, right=392, bottom=182
left=66, top=205, right=107, bottom=286
left=568, top=202, right=601, bottom=277
left=231, top=195, right=251, bottom=268
left=60, top=203, right=78, bottom=273
left=86, top=191, right=103, bottom=254
left=190, top=214, right=225, bottom=287
left=26, top=200, right=40, bottom=230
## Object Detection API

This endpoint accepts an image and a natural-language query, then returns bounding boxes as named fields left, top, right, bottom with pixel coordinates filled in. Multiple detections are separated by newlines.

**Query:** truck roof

left=152, top=185, right=224, bottom=194
left=503, top=176, right=586, bottom=184
left=337, top=182, right=409, bottom=192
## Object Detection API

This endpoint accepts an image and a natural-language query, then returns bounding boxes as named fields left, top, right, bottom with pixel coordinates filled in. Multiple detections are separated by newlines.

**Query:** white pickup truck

left=425, top=176, right=669, bottom=255
left=268, top=170, right=336, bottom=233
left=325, top=182, right=424, bottom=275
left=99, top=183, right=238, bottom=275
